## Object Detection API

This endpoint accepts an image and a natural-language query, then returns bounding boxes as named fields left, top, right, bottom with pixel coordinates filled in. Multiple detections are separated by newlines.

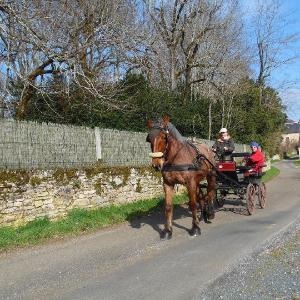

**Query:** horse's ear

left=147, top=120, right=154, bottom=128
left=162, top=115, right=170, bottom=126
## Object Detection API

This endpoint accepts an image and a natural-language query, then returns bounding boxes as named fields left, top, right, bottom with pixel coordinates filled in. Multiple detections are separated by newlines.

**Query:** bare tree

left=0, top=0, right=142, bottom=119
left=141, top=0, right=247, bottom=103
left=250, top=0, right=299, bottom=104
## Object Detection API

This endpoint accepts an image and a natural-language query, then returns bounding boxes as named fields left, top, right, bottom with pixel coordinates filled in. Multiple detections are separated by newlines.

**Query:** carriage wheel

left=215, top=190, right=226, bottom=208
left=258, top=182, right=267, bottom=208
left=246, top=184, right=256, bottom=215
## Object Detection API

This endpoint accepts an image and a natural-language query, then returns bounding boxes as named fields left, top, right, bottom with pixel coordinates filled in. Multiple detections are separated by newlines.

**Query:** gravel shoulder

left=198, top=216, right=300, bottom=300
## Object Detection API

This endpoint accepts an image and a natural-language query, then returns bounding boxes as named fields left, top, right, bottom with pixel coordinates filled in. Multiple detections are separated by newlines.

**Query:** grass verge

left=0, top=194, right=188, bottom=252
left=293, top=160, right=300, bottom=166
left=262, top=166, right=280, bottom=183
left=270, top=159, right=281, bottom=164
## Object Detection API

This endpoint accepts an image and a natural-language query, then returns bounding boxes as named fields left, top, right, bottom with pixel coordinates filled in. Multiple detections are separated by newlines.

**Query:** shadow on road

left=215, top=198, right=249, bottom=216
left=215, top=197, right=266, bottom=216
left=127, top=202, right=193, bottom=237
left=283, top=156, right=299, bottom=160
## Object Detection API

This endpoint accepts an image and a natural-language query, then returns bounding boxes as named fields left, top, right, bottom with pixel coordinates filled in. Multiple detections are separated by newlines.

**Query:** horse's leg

left=161, top=182, right=174, bottom=240
left=206, top=170, right=217, bottom=220
left=188, top=181, right=201, bottom=236
left=198, top=187, right=209, bottom=223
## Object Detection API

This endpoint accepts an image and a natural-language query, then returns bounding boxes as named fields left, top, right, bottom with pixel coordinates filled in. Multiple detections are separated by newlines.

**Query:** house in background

left=281, top=119, right=300, bottom=154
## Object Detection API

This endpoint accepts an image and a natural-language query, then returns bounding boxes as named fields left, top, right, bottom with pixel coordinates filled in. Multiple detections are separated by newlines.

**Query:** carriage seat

left=236, top=165, right=251, bottom=171
left=250, top=164, right=267, bottom=177
left=244, top=164, right=267, bottom=181
left=217, top=161, right=236, bottom=172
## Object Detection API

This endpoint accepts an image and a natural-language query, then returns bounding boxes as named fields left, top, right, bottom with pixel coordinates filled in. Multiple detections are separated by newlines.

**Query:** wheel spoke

left=246, top=184, right=256, bottom=215
left=258, top=182, right=267, bottom=208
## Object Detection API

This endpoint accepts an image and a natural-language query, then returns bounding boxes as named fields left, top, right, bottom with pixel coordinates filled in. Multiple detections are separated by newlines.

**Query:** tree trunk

left=170, top=49, right=177, bottom=91
left=0, top=98, right=4, bottom=118
left=208, top=101, right=212, bottom=140
left=16, top=59, right=55, bottom=120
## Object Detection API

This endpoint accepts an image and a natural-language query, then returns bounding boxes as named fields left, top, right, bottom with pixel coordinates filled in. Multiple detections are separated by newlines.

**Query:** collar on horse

left=162, top=140, right=207, bottom=172
left=162, top=163, right=201, bottom=171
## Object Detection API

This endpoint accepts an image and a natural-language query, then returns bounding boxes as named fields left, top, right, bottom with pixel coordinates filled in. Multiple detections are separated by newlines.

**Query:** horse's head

left=146, top=116, right=170, bottom=171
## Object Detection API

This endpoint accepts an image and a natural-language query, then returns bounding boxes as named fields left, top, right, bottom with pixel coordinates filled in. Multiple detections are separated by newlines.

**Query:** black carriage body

left=200, top=152, right=267, bottom=215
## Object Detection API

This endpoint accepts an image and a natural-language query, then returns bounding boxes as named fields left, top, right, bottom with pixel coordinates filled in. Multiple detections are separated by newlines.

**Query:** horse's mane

left=167, top=122, right=186, bottom=143
left=167, top=121, right=214, bottom=161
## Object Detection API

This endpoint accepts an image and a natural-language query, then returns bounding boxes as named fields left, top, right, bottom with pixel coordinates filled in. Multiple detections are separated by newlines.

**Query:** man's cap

left=219, top=128, right=228, bottom=133
left=250, top=141, right=259, bottom=148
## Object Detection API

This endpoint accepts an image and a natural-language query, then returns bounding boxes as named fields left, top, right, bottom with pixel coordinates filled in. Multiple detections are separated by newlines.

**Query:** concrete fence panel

left=0, top=119, right=248, bottom=170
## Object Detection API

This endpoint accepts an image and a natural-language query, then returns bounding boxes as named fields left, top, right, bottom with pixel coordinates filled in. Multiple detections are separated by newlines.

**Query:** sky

left=274, top=1, right=300, bottom=121
left=242, top=0, right=300, bottom=121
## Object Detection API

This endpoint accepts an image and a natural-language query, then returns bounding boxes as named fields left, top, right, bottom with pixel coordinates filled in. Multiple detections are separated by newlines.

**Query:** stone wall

left=0, top=166, right=165, bottom=227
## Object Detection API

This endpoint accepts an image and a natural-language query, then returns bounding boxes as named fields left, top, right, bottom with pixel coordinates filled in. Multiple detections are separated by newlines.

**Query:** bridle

left=147, top=124, right=204, bottom=172
left=147, top=125, right=169, bottom=159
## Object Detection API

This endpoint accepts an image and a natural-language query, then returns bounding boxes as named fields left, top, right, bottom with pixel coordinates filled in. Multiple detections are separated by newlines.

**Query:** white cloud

left=280, top=88, right=300, bottom=120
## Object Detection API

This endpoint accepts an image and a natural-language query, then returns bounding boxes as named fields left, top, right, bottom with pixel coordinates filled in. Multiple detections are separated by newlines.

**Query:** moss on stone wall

left=53, top=169, right=78, bottom=184
left=94, top=178, right=103, bottom=195
left=0, top=165, right=162, bottom=200
left=29, top=176, right=42, bottom=187
left=0, top=171, right=31, bottom=186
left=136, top=179, right=142, bottom=193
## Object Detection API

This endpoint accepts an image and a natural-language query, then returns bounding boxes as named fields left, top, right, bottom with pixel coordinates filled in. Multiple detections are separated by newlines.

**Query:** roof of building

left=285, top=121, right=300, bottom=134
left=286, top=119, right=295, bottom=124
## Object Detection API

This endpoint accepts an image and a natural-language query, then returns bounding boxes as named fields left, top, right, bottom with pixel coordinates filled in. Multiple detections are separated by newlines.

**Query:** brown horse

left=146, top=116, right=216, bottom=239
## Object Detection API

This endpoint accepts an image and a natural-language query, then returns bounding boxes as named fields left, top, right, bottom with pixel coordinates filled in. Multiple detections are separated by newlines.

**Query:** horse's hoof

left=161, top=229, right=172, bottom=240
left=208, top=213, right=215, bottom=220
left=189, top=226, right=201, bottom=237
left=207, top=212, right=215, bottom=220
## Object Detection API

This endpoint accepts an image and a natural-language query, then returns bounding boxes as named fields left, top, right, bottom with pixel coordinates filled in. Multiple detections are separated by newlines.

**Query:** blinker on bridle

left=148, top=125, right=169, bottom=158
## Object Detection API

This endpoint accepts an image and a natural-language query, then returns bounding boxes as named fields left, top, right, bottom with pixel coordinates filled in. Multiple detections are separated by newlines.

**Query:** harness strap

left=187, top=140, right=212, bottom=168
left=162, top=164, right=200, bottom=172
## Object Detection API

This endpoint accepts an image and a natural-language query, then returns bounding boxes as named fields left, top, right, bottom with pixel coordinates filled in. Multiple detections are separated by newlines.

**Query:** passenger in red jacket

left=246, top=141, right=265, bottom=174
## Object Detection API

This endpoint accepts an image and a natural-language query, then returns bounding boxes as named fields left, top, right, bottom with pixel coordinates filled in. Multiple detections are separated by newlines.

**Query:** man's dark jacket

left=212, top=138, right=235, bottom=156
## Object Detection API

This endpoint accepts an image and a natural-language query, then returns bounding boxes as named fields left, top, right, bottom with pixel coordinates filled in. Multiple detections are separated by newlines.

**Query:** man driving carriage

left=212, top=128, right=235, bottom=161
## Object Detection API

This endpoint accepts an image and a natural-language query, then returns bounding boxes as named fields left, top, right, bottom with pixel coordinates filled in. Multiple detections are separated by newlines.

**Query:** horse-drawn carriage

left=201, top=153, right=267, bottom=215
left=146, top=116, right=268, bottom=239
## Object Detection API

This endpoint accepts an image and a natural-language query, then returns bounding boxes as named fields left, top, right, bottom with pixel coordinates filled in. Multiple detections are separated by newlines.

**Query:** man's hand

left=224, top=147, right=228, bottom=151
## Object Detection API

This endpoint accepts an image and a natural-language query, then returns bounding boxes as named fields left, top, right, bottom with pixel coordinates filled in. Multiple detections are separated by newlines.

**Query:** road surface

left=0, top=160, right=299, bottom=300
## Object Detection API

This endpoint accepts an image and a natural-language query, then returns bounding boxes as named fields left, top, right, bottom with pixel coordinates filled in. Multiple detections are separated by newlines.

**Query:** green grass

left=262, top=166, right=280, bottom=183
left=0, top=194, right=188, bottom=252
left=293, top=160, right=300, bottom=166
left=270, top=159, right=281, bottom=164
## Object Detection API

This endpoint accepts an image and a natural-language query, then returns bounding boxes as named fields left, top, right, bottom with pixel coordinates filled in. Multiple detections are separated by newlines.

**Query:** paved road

left=0, top=160, right=299, bottom=300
